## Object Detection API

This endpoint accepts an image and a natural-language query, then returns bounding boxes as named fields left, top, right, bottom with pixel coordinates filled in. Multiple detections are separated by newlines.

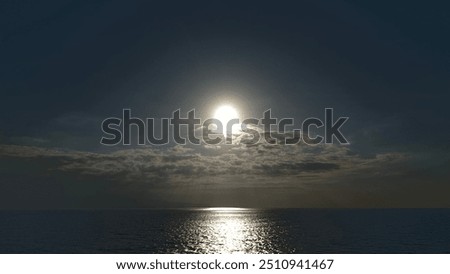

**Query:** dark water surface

left=1, top=208, right=449, bottom=253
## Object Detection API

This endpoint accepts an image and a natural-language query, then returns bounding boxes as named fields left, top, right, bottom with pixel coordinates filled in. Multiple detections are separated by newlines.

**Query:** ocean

left=0, top=208, right=449, bottom=253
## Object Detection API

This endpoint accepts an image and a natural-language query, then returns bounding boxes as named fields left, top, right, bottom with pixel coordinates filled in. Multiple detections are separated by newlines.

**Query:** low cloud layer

left=0, top=142, right=407, bottom=186
left=1, top=139, right=430, bottom=209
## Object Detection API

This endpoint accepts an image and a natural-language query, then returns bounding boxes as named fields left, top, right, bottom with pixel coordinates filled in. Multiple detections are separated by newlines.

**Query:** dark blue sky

left=0, top=1, right=449, bottom=208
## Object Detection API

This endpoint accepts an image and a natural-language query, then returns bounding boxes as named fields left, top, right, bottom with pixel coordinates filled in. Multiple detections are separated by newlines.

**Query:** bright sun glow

left=214, top=105, right=239, bottom=135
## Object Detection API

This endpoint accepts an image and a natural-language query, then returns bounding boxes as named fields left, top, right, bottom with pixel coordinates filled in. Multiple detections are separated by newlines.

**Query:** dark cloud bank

left=1, top=140, right=447, bottom=209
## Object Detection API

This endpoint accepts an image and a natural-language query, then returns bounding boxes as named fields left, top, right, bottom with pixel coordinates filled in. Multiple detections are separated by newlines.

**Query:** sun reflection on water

left=173, top=208, right=284, bottom=254
left=200, top=207, right=250, bottom=212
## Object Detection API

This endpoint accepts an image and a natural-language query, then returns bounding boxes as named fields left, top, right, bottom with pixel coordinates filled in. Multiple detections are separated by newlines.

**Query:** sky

left=0, top=0, right=449, bottom=209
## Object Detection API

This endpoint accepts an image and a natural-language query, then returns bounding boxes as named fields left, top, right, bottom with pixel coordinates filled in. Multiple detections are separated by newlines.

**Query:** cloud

left=4, top=142, right=448, bottom=208
left=0, top=142, right=408, bottom=187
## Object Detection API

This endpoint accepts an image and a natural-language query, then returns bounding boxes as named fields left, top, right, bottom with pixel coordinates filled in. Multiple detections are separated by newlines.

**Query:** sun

left=214, top=105, right=239, bottom=135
